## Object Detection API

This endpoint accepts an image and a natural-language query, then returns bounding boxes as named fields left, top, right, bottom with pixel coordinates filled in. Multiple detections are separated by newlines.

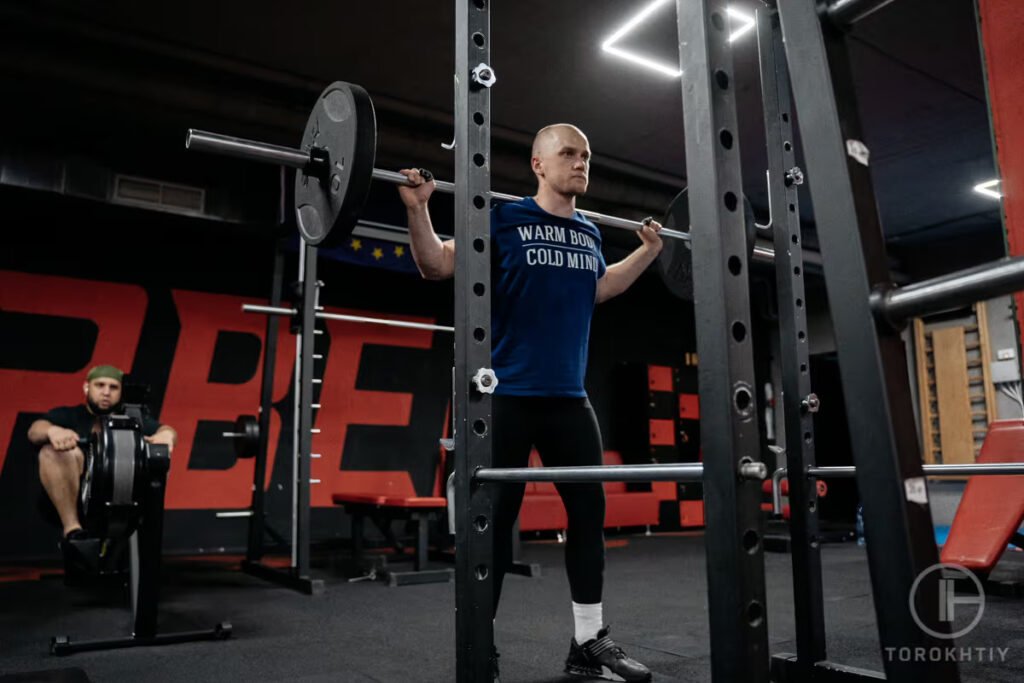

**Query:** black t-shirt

left=42, top=405, right=161, bottom=440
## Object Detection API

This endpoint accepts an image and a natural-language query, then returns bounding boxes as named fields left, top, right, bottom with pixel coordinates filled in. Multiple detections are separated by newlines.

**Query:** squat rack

left=449, top=0, right=1024, bottom=681
left=182, top=0, right=1024, bottom=678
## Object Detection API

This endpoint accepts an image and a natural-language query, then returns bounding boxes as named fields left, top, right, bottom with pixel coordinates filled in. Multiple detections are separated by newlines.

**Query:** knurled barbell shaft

left=241, top=303, right=454, bottom=333
left=186, top=128, right=691, bottom=242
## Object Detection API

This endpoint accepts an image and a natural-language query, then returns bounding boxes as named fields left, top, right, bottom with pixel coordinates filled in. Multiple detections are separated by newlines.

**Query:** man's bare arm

left=408, top=206, right=455, bottom=280
left=398, top=168, right=455, bottom=280
left=27, top=419, right=54, bottom=446
left=596, top=220, right=664, bottom=304
left=28, top=419, right=79, bottom=450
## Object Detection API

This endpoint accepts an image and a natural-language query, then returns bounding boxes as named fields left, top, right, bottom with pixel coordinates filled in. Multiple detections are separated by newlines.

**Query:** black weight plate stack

left=295, top=81, right=377, bottom=247
left=657, top=187, right=757, bottom=301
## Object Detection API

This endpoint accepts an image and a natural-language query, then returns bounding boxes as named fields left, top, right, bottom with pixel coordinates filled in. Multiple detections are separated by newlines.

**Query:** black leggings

left=491, top=394, right=606, bottom=614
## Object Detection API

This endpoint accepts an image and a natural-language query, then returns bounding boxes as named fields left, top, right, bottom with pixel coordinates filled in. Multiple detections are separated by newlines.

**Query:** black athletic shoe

left=64, top=528, right=89, bottom=542
left=491, top=644, right=501, bottom=681
left=565, top=626, right=652, bottom=682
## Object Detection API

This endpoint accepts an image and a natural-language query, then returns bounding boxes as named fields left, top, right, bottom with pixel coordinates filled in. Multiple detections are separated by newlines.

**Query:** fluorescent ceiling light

left=601, top=1, right=756, bottom=79
left=725, top=7, right=756, bottom=42
left=973, top=179, right=1002, bottom=199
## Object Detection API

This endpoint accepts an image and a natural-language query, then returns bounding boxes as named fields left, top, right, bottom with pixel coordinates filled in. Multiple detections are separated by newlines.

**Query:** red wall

left=0, top=270, right=450, bottom=519
left=977, top=0, right=1024, bottom=342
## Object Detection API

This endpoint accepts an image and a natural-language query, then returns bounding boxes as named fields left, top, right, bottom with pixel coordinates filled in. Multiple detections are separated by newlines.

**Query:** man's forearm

left=597, top=245, right=661, bottom=303
left=155, top=425, right=177, bottom=446
left=28, top=420, right=53, bottom=446
left=407, top=206, right=454, bottom=280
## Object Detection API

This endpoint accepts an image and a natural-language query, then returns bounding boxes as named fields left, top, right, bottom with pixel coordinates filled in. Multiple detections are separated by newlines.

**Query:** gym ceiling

left=0, top=0, right=1001, bottom=258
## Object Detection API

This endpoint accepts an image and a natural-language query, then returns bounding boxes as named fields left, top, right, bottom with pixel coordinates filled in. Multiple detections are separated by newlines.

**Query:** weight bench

left=332, top=469, right=452, bottom=587
left=941, top=419, right=1024, bottom=593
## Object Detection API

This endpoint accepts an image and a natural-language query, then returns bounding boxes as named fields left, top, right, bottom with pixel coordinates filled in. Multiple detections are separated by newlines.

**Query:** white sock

left=572, top=601, right=603, bottom=644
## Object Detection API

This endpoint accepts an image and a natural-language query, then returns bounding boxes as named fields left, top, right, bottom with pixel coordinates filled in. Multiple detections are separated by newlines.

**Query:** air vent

left=113, top=175, right=205, bottom=215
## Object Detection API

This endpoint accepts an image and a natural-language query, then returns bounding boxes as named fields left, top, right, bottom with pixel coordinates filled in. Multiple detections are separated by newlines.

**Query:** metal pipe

left=188, top=128, right=749, bottom=250
left=808, top=463, right=1024, bottom=478
left=771, top=467, right=788, bottom=516
left=473, top=462, right=766, bottom=483
left=872, top=255, right=1024, bottom=324
left=825, top=0, right=898, bottom=26
left=473, top=463, right=707, bottom=483
left=241, top=303, right=454, bottom=333
left=376, top=168, right=694, bottom=240
left=185, top=129, right=311, bottom=170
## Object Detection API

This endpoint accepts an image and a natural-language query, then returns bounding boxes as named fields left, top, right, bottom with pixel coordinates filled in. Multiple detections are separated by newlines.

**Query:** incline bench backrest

left=941, top=419, right=1024, bottom=570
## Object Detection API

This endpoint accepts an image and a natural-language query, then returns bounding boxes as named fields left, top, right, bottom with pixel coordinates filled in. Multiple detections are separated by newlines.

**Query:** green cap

left=87, top=365, right=124, bottom=383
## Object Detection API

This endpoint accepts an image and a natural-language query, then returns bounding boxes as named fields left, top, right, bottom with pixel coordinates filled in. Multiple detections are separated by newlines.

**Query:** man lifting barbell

left=27, top=365, right=177, bottom=543
left=399, top=124, right=659, bottom=682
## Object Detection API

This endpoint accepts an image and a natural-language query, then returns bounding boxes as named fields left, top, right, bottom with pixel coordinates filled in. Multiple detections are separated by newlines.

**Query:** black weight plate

left=295, top=82, right=377, bottom=247
left=234, top=414, right=260, bottom=459
left=657, top=187, right=757, bottom=301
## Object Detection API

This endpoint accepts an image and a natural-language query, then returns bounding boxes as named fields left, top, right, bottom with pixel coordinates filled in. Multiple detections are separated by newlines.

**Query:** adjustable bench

left=332, top=467, right=452, bottom=587
left=941, top=419, right=1024, bottom=583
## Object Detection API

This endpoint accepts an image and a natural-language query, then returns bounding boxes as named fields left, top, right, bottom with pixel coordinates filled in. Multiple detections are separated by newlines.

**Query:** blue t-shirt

left=490, top=197, right=607, bottom=397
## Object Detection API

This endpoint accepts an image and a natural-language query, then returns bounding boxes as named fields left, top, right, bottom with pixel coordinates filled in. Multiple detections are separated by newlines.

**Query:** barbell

left=185, top=80, right=764, bottom=297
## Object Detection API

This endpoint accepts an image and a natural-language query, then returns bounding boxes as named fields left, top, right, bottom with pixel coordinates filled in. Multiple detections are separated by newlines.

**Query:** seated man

left=27, top=365, right=177, bottom=541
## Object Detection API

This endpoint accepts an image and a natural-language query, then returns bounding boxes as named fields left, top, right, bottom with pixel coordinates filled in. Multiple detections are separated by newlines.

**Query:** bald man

left=399, top=125, right=659, bottom=681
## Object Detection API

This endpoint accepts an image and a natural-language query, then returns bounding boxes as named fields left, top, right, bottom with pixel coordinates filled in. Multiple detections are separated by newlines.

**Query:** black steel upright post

left=453, top=0, right=494, bottom=681
left=295, top=242, right=318, bottom=581
left=676, top=1, right=769, bottom=680
left=756, top=9, right=826, bottom=676
left=133, top=447, right=170, bottom=638
left=247, top=240, right=286, bottom=563
left=775, top=0, right=959, bottom=679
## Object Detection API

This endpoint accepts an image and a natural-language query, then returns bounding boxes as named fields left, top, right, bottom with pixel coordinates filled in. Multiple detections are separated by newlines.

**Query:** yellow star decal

left=350, top=239, right=362, bottom=251
left=394, top=245, right=405, bottom=258
left=372, top=247, right=383, bottom=260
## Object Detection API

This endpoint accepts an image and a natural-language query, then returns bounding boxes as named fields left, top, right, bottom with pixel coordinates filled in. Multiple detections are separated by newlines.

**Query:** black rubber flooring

left=1, top=534, right=1022, bottom=682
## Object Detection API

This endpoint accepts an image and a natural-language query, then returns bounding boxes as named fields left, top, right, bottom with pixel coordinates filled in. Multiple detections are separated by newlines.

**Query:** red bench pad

left=518, top=451, right=677, bottom=532
left=332, top=493, right=446, bottom=508
left=940, top=419, right=1024, bottom=570
left=332, top=470, right=445, bottom=509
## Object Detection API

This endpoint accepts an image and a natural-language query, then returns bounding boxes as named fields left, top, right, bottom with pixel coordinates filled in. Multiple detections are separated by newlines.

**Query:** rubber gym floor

left=1, top=533, right=1022, bottom=682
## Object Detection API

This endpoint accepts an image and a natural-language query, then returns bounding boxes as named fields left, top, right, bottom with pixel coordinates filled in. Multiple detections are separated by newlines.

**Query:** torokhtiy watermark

left=885, top=562, right=1011, bottom=664
left=909, top=562, right=984, bottom=639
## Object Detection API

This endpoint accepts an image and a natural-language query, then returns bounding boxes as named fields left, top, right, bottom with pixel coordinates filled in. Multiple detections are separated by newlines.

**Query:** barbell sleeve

left=186, top=129, right=312, bottom=171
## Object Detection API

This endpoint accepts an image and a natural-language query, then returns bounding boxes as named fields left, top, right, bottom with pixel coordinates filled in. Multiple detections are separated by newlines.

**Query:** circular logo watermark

left=909, top=562, right=985, bottom=639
